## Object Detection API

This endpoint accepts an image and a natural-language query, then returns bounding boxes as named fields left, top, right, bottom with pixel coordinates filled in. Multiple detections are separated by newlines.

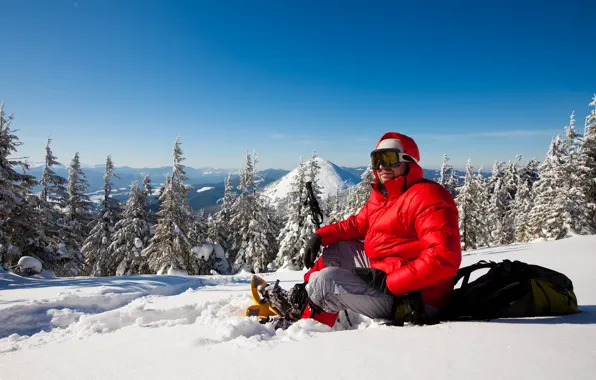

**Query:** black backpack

left=442, top=260, right=579, bottom=321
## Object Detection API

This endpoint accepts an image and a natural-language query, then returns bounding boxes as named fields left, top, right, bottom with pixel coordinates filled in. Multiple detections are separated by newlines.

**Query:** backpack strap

left=454, top=260, right=497, bottom=288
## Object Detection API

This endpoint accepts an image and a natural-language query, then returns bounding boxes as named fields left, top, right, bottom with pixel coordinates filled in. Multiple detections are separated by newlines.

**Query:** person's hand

left=303, top=233, right=322, bottom=269
left=353, top=267, right=391, bottom=295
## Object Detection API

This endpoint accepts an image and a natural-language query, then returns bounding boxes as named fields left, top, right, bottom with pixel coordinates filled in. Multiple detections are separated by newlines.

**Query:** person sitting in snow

left=270, top=132, right=462, bottom=327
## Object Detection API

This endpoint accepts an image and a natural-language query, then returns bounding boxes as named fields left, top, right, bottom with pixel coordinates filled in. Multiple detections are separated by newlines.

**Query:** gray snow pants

left=306, top=240, right=395, bottom=320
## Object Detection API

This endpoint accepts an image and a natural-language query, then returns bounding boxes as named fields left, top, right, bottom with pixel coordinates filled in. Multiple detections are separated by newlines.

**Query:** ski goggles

left=370, top=149, right=418, bottom=170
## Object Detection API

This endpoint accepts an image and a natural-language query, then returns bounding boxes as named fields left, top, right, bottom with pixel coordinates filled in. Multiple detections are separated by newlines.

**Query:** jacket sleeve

left=315, top=200, right=370, bottom=247
left=386, top=186, right=462, bottom=296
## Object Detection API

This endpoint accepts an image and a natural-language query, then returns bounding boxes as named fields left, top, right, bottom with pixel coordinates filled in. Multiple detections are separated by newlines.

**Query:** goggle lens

left=371, top=151, right=401, bottom=170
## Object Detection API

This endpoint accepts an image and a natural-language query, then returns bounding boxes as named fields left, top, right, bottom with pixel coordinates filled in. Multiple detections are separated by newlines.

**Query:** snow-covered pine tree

left=455, top=159, right=491, bottom=250
left=0, top=103, right=46, bottom=269
left=488, top=156, right=520, bottom=245
left=38, top=136, right=70, bottom=262
left=559, top=112, right=594, bottom=236
left=142, top=173, right=156, bottom=224
left=107, top=180, right=152, bottom=275
left=519, top=158, right=540, bottom=190
left=581, top=94, right=596, bottom=230
left=171, top=136, right=194, bottom=241
left=82, top=155, right=121, bottom=276
left=526, top=137, right=565, bottom=240
left=188, top=209, right=208, bottom=247
left=207, top=173, right=237, bottom=264
left=513, top=176, right=534, bottom=243
left=275, top=157, right=308, bottom=268
left=488, top=176, right=512, bottom=245
left=343, top=166, right=375, bottom=218
left=486, top=161, right=505, bottom=197
left=511, top=157, right=539, bottom=243
left=231, top=152, right=279, bottom=273
left=56, top=152, right=94, bottom=275
left=40, top=136, right=68, bottom=205
left=447, top=170, right=460, bottom=198
left=527, top=112, right=594, bottom=240
left=326, top=185, right=344, bottom=224
left=438, top=154, right=451, bottom=186
left=142, top=174, right=194, bottom=274
left=437, top=154, right=458, bottom=198
left=254, top=195, right=280, bottom=272
left=65, top=152, right=93, bottom=242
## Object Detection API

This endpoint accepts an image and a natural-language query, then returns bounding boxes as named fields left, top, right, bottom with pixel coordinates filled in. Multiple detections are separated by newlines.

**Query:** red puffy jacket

left=307, top=132, right=462, bottom=308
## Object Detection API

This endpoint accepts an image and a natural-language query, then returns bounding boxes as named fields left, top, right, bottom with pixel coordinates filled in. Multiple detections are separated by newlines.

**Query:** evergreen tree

left=528, top=112, right=595, bottom=240
left=488, top=156, right=520, bottom=245
left=82, top=155, right=121, bottom=276
left=231, top=152, right=279, bottom=273
left=519, top=158, right=540, bottom=190
left=0, top=103, right=45, bottom=269
left=171, top=136, right=193, bottom=239
left=527, top=138, right=565, bottom=240
left=276, top=151, right=329, bottom=269
left=65, top=152, right=94, bottom=243
left=51, top=152, right=92, bottom=276
left=188, top=209, right=208, bottom=247
left=582, top=94, right=596, bottom=229
left=276, top=157, right=308, bottom=268
left=513, top=176, right=533, bottom=243
left=38, top=136, right=70, bottom=264
left=511, top=157, right=539, bottom=243
left=107, top=180, right=152, bottom=275
left=142, top=175, right=194, bottom=274
left=447, top=170, right=461, bottom=199
left=142, top=173, right=156, bottom=224
left=207, top=173, right=237, bottom=264
left=141, top=138, right=198, bottom=274
left=326, top=185, right=344, bottom=224
left=559, top=112, right=594, bottom=235
left=437, top=154, right=459, bottom=197
left=455, top=160, right=490, bottom=250
left=40, top=136, right=68, bottom=205
left=344, top=166, right=375, bottom=217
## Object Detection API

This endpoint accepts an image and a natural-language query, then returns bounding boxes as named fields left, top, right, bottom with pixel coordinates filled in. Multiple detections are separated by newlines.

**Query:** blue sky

left=1, top=0, right=595, bottom=171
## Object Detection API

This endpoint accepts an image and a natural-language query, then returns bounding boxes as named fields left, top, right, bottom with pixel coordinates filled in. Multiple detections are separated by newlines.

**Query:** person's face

left=377, top=163, right=408, bottom=184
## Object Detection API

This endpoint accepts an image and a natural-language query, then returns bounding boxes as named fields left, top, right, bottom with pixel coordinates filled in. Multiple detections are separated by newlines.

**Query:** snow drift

left=0, top=236, right=595, bottom=380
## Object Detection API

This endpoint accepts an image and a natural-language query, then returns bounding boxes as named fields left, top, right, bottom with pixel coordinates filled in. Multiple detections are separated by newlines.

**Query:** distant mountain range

left=28, top=162, right=451, bottom=211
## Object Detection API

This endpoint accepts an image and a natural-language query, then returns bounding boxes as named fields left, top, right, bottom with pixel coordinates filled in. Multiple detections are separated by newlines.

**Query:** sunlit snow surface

left=1, top=237, right=595, bottom=380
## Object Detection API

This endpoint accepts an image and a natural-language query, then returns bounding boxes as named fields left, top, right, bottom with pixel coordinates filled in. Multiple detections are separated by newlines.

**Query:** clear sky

left=2, top=0, right=595, bottom=171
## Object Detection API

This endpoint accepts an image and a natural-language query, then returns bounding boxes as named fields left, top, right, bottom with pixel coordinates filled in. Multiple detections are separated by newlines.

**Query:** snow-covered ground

left=1, top=236, right=595, bottom=380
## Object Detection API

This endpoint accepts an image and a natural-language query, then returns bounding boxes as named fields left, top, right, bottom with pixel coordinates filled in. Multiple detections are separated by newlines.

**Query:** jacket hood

left=371, top=132, right=424, bottom=198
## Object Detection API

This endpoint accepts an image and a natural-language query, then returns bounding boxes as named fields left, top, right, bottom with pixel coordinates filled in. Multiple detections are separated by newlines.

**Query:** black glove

left=303, top=233, right=322, bottom=269
left=353, top=267, right=391, bottom=295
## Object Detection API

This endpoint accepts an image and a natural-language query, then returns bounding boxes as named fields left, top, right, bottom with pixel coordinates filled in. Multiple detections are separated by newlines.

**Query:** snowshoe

left=245, top=275, right=306, bottom=327
left=258, top=280, right=304, bottom=321
left=246, top=275, right=280, bottom=319
left=258, top=315, right=293, bottom=330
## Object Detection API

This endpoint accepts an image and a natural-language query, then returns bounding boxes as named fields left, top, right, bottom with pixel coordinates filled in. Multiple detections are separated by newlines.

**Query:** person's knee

left=307, top=267, right=341, bottom=299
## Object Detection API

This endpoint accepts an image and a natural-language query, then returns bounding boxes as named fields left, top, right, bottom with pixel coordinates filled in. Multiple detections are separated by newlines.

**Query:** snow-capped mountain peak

left=263, top=157, right=359, bottom=204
